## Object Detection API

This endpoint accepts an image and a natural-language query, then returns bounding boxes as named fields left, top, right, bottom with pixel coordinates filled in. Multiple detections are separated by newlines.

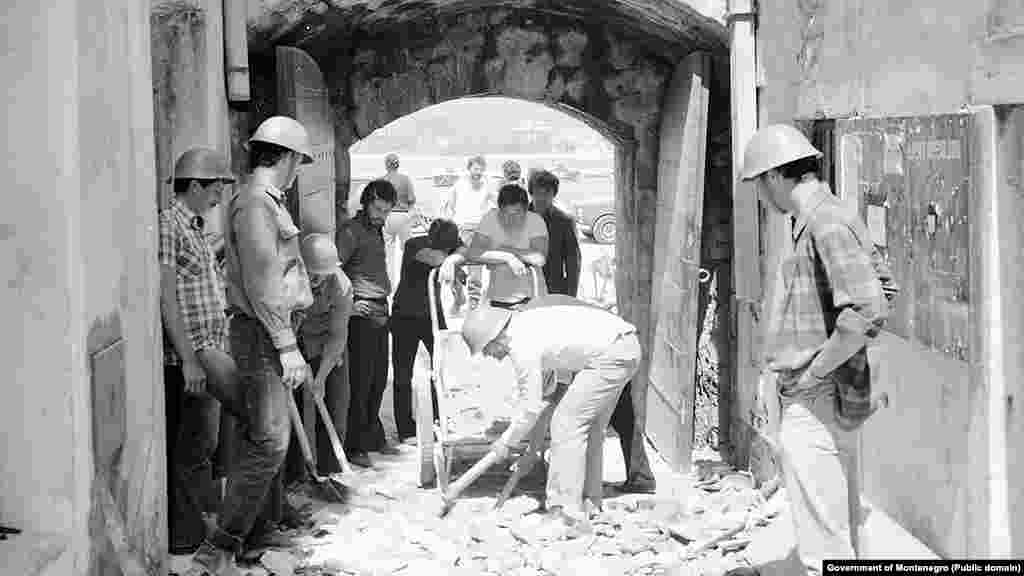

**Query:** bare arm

left=415, top=247, right=450, bottom=267
left=439, top=185, right=457, bottom=220
left=235, top=200, right=298, bottom=350
left=466, top=232, right=517, bottom=266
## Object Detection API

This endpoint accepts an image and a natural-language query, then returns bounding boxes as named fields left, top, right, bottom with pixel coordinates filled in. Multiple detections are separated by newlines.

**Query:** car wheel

left=592, top=214, right=616, bottom=244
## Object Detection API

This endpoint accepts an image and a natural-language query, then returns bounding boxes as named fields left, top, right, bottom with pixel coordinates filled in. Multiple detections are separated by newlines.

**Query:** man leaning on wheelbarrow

left=460, top=298, right=642, bottom=539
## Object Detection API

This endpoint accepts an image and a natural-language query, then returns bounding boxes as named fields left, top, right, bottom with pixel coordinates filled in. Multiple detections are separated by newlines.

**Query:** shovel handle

left=443, top=450, right=501, bottom=503
left=285, top=390, right=317, bottom=468
left=314, top=395, right=354, bottom=475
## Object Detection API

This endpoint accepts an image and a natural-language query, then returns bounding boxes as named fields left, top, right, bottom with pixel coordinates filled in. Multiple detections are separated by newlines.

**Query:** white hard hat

left=739, top=124, right=822, bottom=181
left=171, top=147, right=235, bottom=182
left=249, top=116, right=314, bottom=165
left=300, top=233, right=341, bottom=275
left=461, top=305, right=513, bottom=356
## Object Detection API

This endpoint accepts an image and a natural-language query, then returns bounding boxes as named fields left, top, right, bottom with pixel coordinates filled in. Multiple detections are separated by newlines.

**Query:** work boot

left=616, top=478, right=657, bottom=494
left=183, top=541, right=240, bottom=576
left=376, top=442, right=402, bottom=456
left=349, top=452, right=374, bottom=468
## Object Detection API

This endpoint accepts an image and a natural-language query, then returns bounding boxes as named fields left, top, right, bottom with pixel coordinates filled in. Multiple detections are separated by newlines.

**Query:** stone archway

left=245, top=2, right=732, bottom=471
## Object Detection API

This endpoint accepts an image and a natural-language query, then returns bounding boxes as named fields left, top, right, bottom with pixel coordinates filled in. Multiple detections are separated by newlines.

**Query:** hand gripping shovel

left=285, top=391, right=348, bottom=503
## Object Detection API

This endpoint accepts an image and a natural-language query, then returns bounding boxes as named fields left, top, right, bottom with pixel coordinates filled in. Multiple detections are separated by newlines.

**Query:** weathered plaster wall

left=80, top=1, right=164, bottom=573
left=757, top=0, right=1024, bottom=125
left=1, top=1, right=162, bottom=574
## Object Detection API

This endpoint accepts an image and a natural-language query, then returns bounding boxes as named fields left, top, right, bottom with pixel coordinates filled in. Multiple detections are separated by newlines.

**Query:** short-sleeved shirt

left=336, top=211, right=391, bottom=300
left=383, top=171, right=416, bottom=211
left=159, top=198, right=228, bottom=365
left=475, top=209, right=548, bottom=303
left=298, top=271, right=352, bottom=358
left=391, top=236, right=462, bottom=324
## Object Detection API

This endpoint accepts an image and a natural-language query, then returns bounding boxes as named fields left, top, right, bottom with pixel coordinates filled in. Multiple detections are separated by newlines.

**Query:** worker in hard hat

left=159, top=147, right=240, bottom=555
left=732, top=124, right=896, bottom=576
left=187, top=116, right=316, bottom=576
left=284, top=233, right=354, bottom=482
left=381, top=153, right=419, bottom=295
left=461, top=299, right=642, bottom=536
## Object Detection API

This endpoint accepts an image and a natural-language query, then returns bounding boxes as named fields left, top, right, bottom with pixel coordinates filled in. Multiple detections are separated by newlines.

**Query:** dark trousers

left=390, top=315, right=439, bottom=440
left=285, top=354, right=351, bottom=481
left=609, top=380, right=655, bottom=486
left=346, top=316, right=390, bottom=454
left=208, top=315, right=292, bottom=555
left=165, top=365, right=222, bottom=554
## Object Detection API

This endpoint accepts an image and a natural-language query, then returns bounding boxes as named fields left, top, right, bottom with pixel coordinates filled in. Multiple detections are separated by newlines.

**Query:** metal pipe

left=223, top=0, right=249, bottom=102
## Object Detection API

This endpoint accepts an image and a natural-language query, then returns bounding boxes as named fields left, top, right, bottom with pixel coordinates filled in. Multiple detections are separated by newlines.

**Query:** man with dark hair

left=336, top=179, right=397, bottom=468
left=390, top=218, right=467, bottom=443
left=528, top=169, right=580, bottom=297
left=443, top=184, right=548, bottom=309
left=731, top=124, right=895, bottom=576
left=187, top=116, right=316, bottom=575
left=160, top=147, right=238, bottom=556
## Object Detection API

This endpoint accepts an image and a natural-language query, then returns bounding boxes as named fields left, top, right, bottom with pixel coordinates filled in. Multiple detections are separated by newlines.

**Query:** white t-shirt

left=449, top=178, right=496, bottom=228
left=475, top=209, right=548, bottom=302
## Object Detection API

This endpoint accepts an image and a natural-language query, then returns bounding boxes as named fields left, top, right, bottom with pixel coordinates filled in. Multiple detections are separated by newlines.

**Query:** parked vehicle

left=570, top=196, right=616, bottom=244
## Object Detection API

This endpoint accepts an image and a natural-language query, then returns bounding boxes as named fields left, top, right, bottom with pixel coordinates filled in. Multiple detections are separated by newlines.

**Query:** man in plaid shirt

left=735, top=125, right=894, bottom=576
left=159, top=147, right=238, bottom=555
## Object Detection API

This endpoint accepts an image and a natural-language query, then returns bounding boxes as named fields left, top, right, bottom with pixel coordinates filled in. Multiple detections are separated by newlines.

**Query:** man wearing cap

left=159, top=147, right=239, bottom=555
left=729, top=124, right=896, bottom=576
left=381, top=153, right=418, bottom=293
left=460, top=298, right=642, bottom=535
left=284, top=234, right=353, bottom=480
left=187, top=116, right=316, bottom=575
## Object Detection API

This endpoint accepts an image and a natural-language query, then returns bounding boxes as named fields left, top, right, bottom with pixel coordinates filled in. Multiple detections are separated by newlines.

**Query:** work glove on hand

left=280, top=349, right=312, bottom=390
left=182, top=358, right=207, bottom=396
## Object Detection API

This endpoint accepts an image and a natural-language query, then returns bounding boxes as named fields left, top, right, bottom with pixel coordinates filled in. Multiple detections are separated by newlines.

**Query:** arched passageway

left=237, top=0, right=733, bottom=471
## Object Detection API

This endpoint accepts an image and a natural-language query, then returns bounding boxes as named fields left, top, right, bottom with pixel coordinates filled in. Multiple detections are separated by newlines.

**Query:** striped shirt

left=159, top=198, right=228, bottom=365
left=764, top=181, right=888, bottom=398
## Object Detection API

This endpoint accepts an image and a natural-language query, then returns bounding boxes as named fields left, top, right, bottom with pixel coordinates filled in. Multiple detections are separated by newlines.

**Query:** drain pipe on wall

left=223, top=0, right=250, bottom=102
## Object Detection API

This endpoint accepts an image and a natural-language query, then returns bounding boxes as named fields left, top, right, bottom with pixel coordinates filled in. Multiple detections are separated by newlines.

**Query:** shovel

left=313, top=394, right=354, bottom=476
left=285, top=391, right=348, bottom=503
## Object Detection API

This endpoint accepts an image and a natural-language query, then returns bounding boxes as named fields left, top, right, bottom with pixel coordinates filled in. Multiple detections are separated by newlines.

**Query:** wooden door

left=646, top=53, right=711, bottom=472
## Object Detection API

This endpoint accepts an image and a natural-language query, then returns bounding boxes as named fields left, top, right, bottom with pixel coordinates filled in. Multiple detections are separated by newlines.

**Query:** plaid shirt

left=764, top=181, right=888, bottom=399
left=159, top=198, right=228, bottom=365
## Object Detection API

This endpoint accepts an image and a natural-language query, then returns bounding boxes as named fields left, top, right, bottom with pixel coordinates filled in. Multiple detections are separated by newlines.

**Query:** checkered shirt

left=159, top=198, right=228, bottom=365
left=764, top=183, right=888, bottom=397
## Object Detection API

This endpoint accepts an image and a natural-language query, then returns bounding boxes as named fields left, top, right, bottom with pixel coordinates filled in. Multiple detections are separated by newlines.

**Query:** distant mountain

left=351, top=97, right=613, bottom=157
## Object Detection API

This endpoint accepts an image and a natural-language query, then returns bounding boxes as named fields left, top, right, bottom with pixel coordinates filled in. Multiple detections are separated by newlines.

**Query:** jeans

left=207, top=315, right=292, bottom=555
left=390, top=315, right=439, bottom=440
left=165, top=365, right=221, bottom=554
left=609, top=379, right=656, bottom=487
left=346, top=316, right=390, bottom=454
left=778, top=379, right=859, bottom=575
left=547, top=333, right=641, bottom=517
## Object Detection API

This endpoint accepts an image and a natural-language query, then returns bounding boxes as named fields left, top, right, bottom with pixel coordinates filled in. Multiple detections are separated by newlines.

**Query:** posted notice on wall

left=824, top=559, right=1023, bottom=574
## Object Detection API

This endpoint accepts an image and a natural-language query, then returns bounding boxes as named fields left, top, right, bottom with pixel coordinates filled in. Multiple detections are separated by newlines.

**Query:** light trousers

left=778, top=380, right=859, bottom=575
left=547, top=333, right=641, bottom=517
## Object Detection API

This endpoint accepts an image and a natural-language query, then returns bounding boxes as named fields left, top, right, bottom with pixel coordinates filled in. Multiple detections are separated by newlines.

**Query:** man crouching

left=460, top=297, right=642, bottom=534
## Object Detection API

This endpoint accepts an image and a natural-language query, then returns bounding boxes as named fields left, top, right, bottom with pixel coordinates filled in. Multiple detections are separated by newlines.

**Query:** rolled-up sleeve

left=817, top=223, right=887, bottom=338
left=234, top=199, right=297, bottom=349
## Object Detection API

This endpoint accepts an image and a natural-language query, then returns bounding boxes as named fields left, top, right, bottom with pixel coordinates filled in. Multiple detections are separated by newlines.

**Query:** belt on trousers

left=490, top=297, right=530, bottom=310
left=354, top=296, right=389, bottom=305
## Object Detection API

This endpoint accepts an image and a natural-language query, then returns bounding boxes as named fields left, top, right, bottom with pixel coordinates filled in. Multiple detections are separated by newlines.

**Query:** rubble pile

left=247, top=459, right=787, bottom=576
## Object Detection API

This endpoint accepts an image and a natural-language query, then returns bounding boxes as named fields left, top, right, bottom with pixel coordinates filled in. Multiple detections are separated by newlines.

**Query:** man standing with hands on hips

left=186, top=116, right=316, bottom=576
